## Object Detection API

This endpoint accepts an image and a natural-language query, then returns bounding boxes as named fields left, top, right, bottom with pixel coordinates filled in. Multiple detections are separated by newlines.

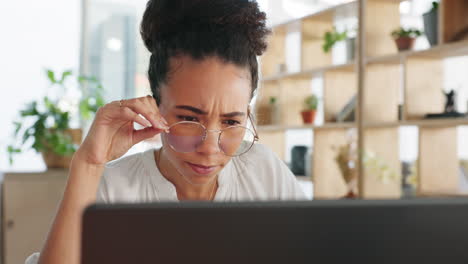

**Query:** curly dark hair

left=140, top=0, right=270, bottom=105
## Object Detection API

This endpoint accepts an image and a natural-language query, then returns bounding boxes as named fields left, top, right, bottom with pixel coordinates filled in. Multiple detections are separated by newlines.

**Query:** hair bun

left=140, top=0, right=270, bottom=56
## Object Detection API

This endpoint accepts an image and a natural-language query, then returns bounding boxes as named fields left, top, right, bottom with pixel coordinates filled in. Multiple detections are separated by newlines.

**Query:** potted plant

left=269, top=96, right=280, bottom=125
left=323, top=27, right=356, bottom=62
left=7, top=69, right=105, bottom=168
left=423, top=1, right=439, bottom=46
left=301, top=95, right=318, bottom=124
left=322, top=27, right=348, bottom=53
left=391, top=27, right=423, bottom=51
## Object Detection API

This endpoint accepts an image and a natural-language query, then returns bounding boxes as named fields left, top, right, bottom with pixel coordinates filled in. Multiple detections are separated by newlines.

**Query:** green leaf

left=59, top=70, right=73, bottom=84
left=7, top=145, right=21, bottom=165
left=322, top=28, right=348, bottom=53
left=79, top=100, right=91, bottom=120
left=13, top=122, right=22, bottom=135
left=47, top=69, right=56, bottom=84
left=44, top=96, right=53, bottom=109
left=96, top=96, right=105, bottom=107
left=78, top=76, right=87, bottom=84
left=20, top=101, right=39, bottom=116
left=22, top=127, right=32, bottom=144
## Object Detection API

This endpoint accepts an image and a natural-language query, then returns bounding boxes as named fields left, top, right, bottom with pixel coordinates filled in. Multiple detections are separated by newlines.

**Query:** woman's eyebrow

left=221, top=112, right=245, bottom=118
left=175, top=105, right=207, bottom=115
left=175, top=105, right=245, bottom=117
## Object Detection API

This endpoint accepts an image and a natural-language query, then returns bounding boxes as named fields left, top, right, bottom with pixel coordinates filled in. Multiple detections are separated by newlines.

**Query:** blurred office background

left=2, top=0, right=468, bottom=263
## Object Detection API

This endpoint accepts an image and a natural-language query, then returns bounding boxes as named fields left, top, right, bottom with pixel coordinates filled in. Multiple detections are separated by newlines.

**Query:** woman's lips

left=187, top=162, right=217, bottom=175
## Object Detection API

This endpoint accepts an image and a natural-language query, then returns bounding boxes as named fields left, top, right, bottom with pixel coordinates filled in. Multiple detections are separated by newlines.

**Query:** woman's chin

left=181, top=162, right=220, bottom=185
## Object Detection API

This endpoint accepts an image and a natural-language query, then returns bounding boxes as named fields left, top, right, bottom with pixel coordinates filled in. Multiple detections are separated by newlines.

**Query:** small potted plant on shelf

left=323, top=27, right=356, bottom=62
left=322, top=27, right=348, bottom=53
left=423, top=1, right=439, bottom=46
left=301, top=95, right=318, bottom=124
left=269, top=96, right=280, bottom=125
left=391, top=27, right=423, bottom=51
left=7, top=69, right=105, bottom=168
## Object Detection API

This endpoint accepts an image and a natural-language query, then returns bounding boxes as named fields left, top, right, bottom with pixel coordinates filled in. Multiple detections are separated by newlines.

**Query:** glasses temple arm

left=248, top=113, right=260, bottom=142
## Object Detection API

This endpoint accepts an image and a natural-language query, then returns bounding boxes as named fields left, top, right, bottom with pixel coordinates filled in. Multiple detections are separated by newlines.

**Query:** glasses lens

left=166, top=122, right=205, bottom=153
left=220, top=126, right=255, bottom=156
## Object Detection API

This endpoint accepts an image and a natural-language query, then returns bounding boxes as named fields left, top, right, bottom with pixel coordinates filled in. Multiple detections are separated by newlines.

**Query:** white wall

left=0, top=0, right=81, bottom=172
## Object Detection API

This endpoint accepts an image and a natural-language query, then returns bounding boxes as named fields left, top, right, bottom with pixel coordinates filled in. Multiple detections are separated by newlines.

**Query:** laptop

left=82, top=199, right=468, bottom=264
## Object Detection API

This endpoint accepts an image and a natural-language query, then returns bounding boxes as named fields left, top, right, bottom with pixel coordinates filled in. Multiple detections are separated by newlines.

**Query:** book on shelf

left=336, top=94, right=356, bottom=122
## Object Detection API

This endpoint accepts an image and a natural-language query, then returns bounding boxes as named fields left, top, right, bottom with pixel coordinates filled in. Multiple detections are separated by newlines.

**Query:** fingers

left=119, top=96, right=169, bottom=130
left=132, top=127, right=162, bottom=145
left=120, top=107, right=152, bottom=128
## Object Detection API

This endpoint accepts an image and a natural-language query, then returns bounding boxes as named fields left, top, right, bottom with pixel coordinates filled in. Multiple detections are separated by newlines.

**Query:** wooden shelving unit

left=256, top=0, right=468, bottom=199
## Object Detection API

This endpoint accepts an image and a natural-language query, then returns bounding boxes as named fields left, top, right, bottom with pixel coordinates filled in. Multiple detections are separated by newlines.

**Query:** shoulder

left=230, top=143, right=306, bottom=199
left=234, top=143, right=286, bottom=174
left=104, top=150, right=151, bottom=182
left=97, top=149, right=155, bottom=202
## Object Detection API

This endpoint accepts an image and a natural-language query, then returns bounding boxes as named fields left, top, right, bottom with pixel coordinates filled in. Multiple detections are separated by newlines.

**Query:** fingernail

left=157, top=121, right=169, bottom=130
left=145, top=120, right=152, bottom=127
left=161, top=117, right=168, bottom=125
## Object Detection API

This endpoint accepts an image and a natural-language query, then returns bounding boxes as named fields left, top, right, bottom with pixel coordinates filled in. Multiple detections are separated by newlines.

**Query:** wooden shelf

left=366, top=39, right=468, bottom=65
left=271, top=1, right=357, bottom=29
left=258, top=122, right=355, bottom=132
left=363, top=118, right=468, bottom=128
left=262, top=62, right=355, bottom=82
left=257, top=0, right=468, bottom=199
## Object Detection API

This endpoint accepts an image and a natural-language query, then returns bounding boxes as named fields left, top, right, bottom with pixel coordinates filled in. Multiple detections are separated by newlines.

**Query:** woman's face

left=158, top=55, right=251, bottom=186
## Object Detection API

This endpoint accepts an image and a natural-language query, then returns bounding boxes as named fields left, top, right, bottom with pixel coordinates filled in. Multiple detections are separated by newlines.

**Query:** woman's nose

left=196, top=129, right=221, bottom=155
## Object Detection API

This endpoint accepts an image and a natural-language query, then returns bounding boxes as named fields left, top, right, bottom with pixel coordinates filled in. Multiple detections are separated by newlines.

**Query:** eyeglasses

left=162, top=115, right=259, bottom=157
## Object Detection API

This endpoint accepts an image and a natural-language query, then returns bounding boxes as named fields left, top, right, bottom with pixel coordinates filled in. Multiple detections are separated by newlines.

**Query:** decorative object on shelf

left=402, top=161, right=418, bottom=197
left=276, top=63, right=287, bottom=74
left=345, top=36, right=356, bottom=62
left=398, top=104, right=403, bottom=121
left=423, top=1, right=439, bottom=46
left=301, top=95, right=318, bottom=124
left=335, top=94, right=356, bottom=122
left=363, top=151, right=400, bottom=185
left=333, top=130, right=358, bottom=198
left=334, top=129, right=400, bottom=199
left=391, top=27, right=423, bottom=51
left=425, top=89, right=466, bottom=119
left=322, top=27, right=348, bottom=53
left=269, top=96, right=280, bottom=125
left=7, top=69, right=105, bottom=168
left=290, top=145, right=309, bottom=176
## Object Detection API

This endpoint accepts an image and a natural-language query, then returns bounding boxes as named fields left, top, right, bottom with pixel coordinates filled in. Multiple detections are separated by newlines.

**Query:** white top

left=25, top=143, right=309, bottom=264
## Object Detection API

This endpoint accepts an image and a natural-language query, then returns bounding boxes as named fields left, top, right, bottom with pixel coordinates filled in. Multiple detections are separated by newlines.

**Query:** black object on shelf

left=290, top=146, right=308, bottom=176
left=425, top=112, right=467, bottom=119
left=425, top=90, right=467, bottom=119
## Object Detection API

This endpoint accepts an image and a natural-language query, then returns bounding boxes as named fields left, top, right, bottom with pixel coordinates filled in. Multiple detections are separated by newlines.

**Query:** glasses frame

left=163, top=114, right=259, bottom=157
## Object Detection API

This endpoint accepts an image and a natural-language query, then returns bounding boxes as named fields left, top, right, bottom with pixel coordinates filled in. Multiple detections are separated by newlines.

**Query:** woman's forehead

left=162, top=56, right=251, bottom=109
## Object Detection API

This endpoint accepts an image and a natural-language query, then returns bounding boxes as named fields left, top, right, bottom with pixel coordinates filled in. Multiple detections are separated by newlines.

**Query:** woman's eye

left=177, top=115, right=199, bottom=122
left=224, top=119, right=241, bottom=126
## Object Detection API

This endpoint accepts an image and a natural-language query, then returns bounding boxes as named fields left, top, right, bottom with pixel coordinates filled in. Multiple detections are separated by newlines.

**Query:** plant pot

left=394, top=37, right=415, bottom=51
left=423, top=9, right=438, bottom=46
left=270, top=104, right=280, bottom=125
left=41, top=128, right=83, bottom=169
left=301, top=110, right=317, bottom=124
left=256, top=105, right=272, bottom=125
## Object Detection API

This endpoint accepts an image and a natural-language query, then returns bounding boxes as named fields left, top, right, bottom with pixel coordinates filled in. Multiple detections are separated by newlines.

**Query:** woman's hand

left=76, top=95, right=169, bottom=165
left=37, top=96, right=167, bottom=264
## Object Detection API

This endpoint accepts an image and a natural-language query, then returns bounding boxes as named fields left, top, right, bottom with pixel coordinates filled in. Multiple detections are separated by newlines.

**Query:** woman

left=27, top=0, right=307, bottom=263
